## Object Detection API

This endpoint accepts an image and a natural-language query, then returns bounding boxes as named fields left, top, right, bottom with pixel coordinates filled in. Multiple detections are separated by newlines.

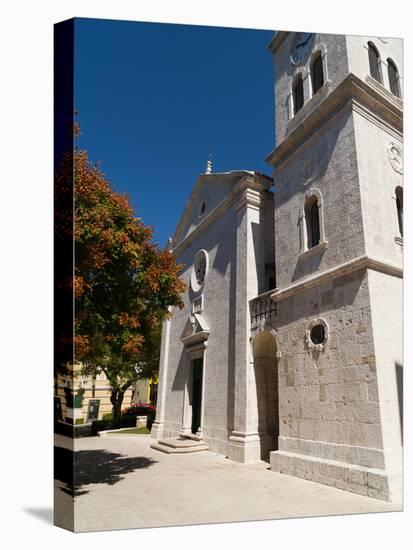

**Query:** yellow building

left=133, top=375, right=158, bottom=405
left=54, top=363, right=133, bottom=425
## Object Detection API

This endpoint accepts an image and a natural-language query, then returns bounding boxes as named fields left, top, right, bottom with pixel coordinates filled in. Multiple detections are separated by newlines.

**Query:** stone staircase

left=150, top=435, right=209, bottom=454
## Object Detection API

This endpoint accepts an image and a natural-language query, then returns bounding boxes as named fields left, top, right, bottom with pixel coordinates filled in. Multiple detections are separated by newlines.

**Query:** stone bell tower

left=265, top=32, right=403, bottom=502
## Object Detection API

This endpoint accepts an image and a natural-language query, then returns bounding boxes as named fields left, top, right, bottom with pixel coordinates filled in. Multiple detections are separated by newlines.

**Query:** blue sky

left=75, top=18, right=275, bottom=246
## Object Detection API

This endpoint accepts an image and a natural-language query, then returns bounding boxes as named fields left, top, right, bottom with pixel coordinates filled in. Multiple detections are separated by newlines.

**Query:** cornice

left=234, top=188, right=262, bottom=212
left=267, top=31, right=289, bottom=53
left=270, top=254, right=403, bottom=302
left=180, top=330, right=210, bottom=348
left=266, top=73, right=403, bottom=170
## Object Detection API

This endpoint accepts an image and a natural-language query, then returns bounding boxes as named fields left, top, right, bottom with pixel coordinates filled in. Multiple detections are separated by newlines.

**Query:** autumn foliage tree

left=55, top=134, right=185, bottom=421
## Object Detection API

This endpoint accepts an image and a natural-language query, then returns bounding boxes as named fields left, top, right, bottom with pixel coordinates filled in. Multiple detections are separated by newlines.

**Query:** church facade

left=151, top=31, right=403, bottom=503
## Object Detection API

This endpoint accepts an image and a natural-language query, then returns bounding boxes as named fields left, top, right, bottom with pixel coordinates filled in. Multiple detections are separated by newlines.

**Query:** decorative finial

left=205, top=144, right=212, bottom=174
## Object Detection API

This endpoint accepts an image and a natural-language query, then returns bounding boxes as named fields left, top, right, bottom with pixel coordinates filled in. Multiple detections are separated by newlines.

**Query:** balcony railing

left=249, top=289, right=277, bottom=325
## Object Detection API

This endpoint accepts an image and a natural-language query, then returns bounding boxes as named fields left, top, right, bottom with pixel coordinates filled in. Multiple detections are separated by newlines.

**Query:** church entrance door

left=191, top=358, right=203, bottom=434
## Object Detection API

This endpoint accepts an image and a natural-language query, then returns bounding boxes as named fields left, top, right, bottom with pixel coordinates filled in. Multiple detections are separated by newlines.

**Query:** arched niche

left=251, top=329, right=280, bottom=461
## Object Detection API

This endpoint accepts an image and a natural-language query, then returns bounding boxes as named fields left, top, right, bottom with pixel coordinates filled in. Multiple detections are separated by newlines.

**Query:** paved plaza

left=54, top=433, right=401, bottom=532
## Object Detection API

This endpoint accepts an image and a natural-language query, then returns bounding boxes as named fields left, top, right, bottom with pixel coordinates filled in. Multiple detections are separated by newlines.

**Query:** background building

left=54, top=363, right=133, bottom=426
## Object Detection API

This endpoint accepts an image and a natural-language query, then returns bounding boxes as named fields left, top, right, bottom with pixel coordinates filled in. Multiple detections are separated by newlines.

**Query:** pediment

left=172, top=171, right=272, bottom=247
left=180, top=313, right=210, bottom=347
left=172, top=174, right=235, bottom=246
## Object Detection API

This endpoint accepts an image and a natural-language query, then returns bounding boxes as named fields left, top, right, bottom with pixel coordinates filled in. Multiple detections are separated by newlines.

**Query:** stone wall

left=353, top=108, right=403, bottom=266
left=270, top=268, right=400, bottom=500
left=274, top=107, right=365, bottom=289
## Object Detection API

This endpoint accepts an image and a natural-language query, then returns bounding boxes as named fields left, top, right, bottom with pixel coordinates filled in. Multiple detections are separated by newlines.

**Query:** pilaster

left=227, top=187, right=265, bottom=463
left=150, top=314, right=171, bottom=440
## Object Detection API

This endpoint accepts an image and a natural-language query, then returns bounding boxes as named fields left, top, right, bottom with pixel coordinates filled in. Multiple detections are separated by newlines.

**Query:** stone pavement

left=54, top=434, right=401, bottom=532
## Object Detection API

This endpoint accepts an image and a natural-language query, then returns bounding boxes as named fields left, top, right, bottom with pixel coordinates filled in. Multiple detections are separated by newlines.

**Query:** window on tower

left=305, top=196, right=321, bottom=249
left=387, top=59, right=401, bottom=98
left=311, top=52, right=324, bottom=94
left=293, top=75, right=304, bottom=114
left=368, top=42, right=382, bottom=83
left=395, top=186, right=403, bottom=237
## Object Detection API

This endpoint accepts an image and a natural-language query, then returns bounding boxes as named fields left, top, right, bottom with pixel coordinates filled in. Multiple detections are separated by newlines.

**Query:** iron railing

left=249, top=290, right=277, bottom=325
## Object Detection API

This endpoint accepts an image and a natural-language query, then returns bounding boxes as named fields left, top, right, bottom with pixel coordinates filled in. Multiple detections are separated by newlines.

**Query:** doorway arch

left=252, top=330, right=279, bottom=461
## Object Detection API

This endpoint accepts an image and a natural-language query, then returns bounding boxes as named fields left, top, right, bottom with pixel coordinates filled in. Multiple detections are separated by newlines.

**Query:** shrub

left=122, top=402, right=156, bottom=430
left=123, top=402, right=156, bottom=417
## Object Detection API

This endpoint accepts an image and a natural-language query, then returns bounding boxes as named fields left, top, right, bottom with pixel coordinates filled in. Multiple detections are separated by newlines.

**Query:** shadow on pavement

left=54, top=446, right=157, bottom=497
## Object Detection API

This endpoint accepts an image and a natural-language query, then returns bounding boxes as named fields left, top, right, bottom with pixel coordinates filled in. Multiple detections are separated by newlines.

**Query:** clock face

left=291, top=32, right=314, bottom=65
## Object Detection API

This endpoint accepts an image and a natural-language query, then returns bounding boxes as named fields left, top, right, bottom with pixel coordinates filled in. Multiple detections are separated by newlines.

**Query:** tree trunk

left=110, top=390, right=125, bottom=425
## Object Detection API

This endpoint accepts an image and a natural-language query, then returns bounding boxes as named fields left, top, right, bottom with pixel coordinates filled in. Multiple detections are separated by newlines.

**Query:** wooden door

left=191, top=358, right=203, bottom=434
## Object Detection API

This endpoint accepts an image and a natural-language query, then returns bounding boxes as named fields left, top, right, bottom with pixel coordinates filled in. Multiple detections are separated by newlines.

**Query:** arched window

left=305, top=196, right=320, bottom=248
left=387, top=59, right=401, bottom=98
left=368, top=42, right=382, bottom=83
left=293, top=75, right=304, bottom=115
left=311, top=52, right=324, bottom=94
left=395, top=186, right=403, bottom=237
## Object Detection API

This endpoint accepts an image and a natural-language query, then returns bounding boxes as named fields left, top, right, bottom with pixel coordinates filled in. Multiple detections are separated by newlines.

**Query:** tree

left=55, top=136, right=185, bottom=421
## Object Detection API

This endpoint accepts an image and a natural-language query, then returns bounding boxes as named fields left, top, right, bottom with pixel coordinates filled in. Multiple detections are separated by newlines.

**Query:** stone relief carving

left=387, top=141, right=403, bottom=174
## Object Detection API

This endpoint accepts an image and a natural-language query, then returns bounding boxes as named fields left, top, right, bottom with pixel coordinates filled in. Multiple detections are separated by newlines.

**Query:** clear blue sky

left=74, top=18, right=276, bottom=246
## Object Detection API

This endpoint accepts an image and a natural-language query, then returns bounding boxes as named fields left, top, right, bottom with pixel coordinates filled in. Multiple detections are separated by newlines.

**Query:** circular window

left=310, top=324, right=325, bottom=345
left=306, top=318, right=329, bottom=351
left=191, top=250, right=209, bottom=292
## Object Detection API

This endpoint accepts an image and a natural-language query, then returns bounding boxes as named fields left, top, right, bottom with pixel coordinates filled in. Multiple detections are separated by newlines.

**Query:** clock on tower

left=291, top=32, right=315, bottom=65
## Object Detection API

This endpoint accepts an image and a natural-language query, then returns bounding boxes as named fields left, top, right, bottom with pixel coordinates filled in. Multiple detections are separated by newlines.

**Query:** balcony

left=249, top=289, right=277, bottom=326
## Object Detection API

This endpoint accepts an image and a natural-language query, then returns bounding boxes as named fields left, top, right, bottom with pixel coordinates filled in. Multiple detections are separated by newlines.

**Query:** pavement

left=54, top=433, right=402, bottom=532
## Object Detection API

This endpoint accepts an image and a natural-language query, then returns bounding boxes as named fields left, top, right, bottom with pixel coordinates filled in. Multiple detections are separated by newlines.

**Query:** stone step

left=150, top=439, right=209, bottom=454
left=160, top=437, right=206, bottom=449
left=178, top=431, right=202, bottom=441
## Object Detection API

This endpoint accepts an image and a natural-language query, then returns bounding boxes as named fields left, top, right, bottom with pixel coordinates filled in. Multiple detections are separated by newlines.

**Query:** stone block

left=318, top=402, right=336, bottom=420
left=347, top=468, right=367, bottom=491
left=356, top=364, right=376, bottom=383
left=335, top=402, right=353, bottom=421
left=319, top=384, right=327, bottom=402
left=351, top=402, right=381, bottom=423
left=367, top=472, right=389, bottom=501
left=300, top=402, right=319, bottom=419
left=298, top=419, right=314, bottom=439
left=336, top=367, right=357, bottom=383
left=286, top=373, right=295, bottom=386
left=361, top=422, right=383, bottom=448
left=328, top=383, right=348, bottom=402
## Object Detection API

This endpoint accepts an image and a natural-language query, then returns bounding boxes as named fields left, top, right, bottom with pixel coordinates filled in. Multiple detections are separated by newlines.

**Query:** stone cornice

left=270, top=254, right=403, bottom=302
left=180, top=330, right=210, bottom=348
left=234, top=188, right=262, bottom=212
left=266, top=73, right=403, bottom=170
left=267, top=31, right=289, bottom=53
